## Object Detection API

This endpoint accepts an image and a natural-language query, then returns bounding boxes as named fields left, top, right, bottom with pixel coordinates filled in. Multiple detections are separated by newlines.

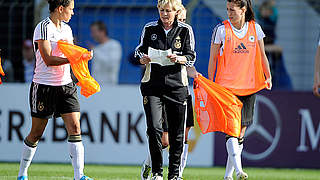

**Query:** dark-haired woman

left=17, top=1, right=93, bottom=180
left=208, top=0, right=272, bottom=179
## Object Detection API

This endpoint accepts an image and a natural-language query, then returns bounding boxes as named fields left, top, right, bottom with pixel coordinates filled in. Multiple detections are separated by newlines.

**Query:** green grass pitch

left=1, top=162, right=319, bottom=180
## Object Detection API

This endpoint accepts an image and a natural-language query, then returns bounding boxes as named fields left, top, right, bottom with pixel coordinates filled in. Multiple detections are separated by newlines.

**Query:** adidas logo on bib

left=233, top=43, right=249, bottom=54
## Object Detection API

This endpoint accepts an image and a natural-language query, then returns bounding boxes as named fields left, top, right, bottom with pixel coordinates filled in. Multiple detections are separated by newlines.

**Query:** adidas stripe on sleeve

left=34, top=18, right=50, bottom=41
left=211, top=23, right=224, bottom=45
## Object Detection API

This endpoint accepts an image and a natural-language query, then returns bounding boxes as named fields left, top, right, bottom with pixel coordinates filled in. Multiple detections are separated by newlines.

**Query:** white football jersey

left=32, top=17, right=73, bottom=86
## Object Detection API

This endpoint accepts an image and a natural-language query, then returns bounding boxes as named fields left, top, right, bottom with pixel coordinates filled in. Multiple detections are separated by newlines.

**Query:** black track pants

left=143, top=95, right=186, bottom=178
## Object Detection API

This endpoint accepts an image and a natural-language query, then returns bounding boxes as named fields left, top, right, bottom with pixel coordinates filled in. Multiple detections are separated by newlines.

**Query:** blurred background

left=0, top=0, right=320, bottom=170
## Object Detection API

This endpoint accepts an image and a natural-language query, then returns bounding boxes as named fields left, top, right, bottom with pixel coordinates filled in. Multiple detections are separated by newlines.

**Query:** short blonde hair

left=157, top=0, right=182, bottom=11
left=177, top=5, right=187, bottom=20
left=177, top=3, right=186, bottom=14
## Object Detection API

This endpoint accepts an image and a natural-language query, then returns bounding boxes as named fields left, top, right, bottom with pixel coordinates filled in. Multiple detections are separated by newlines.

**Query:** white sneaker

left=170, top=176, right=185, bottom=180
left=224, top=177, right=233, bottom=180
left=168, top=176, right=179, bottom=180
left=141, top=163, right=151, bottom=180
left=237, top=171, right=248, bottom=180
left=151, top=174, right=163, bottom=180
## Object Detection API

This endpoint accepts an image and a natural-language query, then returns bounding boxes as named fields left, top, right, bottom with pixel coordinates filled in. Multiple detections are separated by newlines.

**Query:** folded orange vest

left=57, top=40, right=100, bottom=97
left=0, top=57, right=5, bottom=84
left=193, top=75, right=242, bottom=137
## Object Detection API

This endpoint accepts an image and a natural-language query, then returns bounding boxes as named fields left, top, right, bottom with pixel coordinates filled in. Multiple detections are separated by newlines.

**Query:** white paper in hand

left=148, top=47, right=175, bottom=66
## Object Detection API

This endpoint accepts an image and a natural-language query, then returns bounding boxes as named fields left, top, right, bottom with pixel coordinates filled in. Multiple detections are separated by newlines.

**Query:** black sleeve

left=182, top=26, right=196, bottom=67
left=128, top=51, right=141, bottom=66
left=134, top=24, right=149, bottom=65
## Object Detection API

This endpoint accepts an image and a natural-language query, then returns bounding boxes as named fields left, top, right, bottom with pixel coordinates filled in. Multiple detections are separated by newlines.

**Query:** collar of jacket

left=157, top=17, right=178, bottom=29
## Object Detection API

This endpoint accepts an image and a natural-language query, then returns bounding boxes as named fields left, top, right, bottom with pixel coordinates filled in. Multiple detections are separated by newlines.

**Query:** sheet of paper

left=148, top=47, right=175, bottom=66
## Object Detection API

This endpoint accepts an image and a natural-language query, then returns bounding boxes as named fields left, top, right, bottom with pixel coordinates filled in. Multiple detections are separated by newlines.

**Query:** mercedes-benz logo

left=242, top=95, right=281, bottom=160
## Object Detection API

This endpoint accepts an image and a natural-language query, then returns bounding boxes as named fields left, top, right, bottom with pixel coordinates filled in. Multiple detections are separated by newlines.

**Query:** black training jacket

left=134, top=18, right=196, bottom=98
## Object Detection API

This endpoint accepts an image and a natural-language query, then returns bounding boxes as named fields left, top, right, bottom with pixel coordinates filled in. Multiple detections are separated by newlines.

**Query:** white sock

left=18, top=142, right=37, bottom=177
left=68, top=141, right=84, bottom=180
left=224, top=155, right=234, bottom=178
left=144, top=151, right=152, bottom=167
left=224, top=140, right=244, bottom=178
left=226, top=137, right=243, bottom=175
left=179, top=143, right=189, bottom=177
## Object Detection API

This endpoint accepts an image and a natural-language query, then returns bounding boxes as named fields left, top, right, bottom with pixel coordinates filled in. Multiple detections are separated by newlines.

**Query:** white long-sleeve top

left=91, top=39, right=122, bottom=85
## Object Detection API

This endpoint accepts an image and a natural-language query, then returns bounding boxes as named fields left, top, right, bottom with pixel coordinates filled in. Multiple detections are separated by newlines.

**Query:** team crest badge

left=38, top=102, right=44, bottom=111
left=174, top=36, right=181, bottom=49
left=249, top=36, right=255, bottom=42
left=143, top=96, right=148, bottom=105
left=151, top=34, right=157, bottom=41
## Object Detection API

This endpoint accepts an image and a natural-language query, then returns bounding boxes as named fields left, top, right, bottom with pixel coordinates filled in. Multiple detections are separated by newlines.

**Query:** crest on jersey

left=249, top=36, right=255, bottom=42
left=143, top=96, right=148, bottom=105
left=151, top=34, right=157, bottom=41
left=38, top=102, right=44, bottom=111
left=174, top=36, right=182, bottom=49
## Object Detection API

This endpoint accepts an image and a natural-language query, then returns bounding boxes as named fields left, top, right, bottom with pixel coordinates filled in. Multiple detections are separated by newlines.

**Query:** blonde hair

left=177, top=3, right=187, bottom=18
left=157, top=0, right=182, bottom=11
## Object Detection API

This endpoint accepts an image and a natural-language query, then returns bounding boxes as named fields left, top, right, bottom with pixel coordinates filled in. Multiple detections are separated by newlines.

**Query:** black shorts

left=29, top=82, right=80, bottom=119
left=162, top=94, right=194, bottom=132
left=237, top=93, right=256, bottom=126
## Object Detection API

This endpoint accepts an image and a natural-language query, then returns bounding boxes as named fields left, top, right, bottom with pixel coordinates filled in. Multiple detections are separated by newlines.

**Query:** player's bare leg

left=62, top=112, right=92, bottom=180
left=18, top=117, right=48, bottom=180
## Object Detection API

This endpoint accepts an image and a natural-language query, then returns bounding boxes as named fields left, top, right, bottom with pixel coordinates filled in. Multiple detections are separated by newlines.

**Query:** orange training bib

left=214, top=20, right=266, bottom=96
left=194, top=75, right=242, bottom=137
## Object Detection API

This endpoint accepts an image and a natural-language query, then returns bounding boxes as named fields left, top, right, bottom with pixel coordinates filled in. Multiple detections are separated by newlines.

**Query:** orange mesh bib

left=194, top=75, right=242, bottom=137
left=57, top=40, right=100, bottom=98
left=215, top=20, right=266, bottom=96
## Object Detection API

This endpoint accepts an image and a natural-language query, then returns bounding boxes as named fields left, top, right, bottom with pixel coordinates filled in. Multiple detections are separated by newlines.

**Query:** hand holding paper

left=139, top=54, right=151, bottom=65
left=148, top=47, right=175, bottom=66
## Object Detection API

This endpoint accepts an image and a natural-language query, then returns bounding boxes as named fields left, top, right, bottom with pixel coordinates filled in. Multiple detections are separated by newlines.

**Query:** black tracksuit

left=134, top=18, right=196, bottom=178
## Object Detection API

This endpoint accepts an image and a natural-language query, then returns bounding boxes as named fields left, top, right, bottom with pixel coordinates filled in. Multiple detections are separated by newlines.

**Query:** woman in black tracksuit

left=134, top=0, right=196, bottom=179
